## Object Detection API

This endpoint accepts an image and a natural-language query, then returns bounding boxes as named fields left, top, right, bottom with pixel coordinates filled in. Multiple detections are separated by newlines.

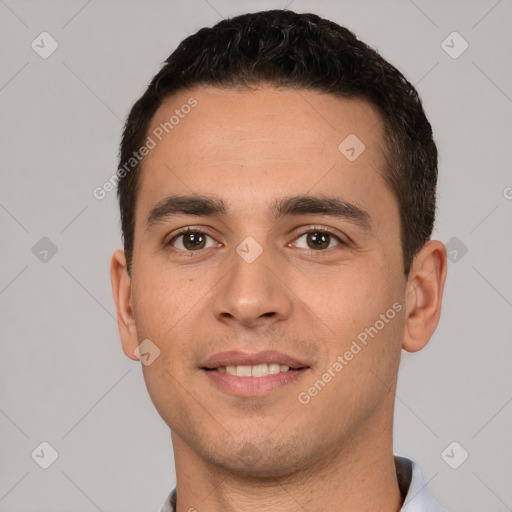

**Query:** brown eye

left=293, top=230, right=342, bottom=251
left=170, top=231, right=216, bottom=251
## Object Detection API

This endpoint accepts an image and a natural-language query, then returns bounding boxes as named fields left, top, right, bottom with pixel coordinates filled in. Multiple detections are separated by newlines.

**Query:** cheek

left=296, top=257, right=404, bottom=360
left=300, top=266, right=405, bottom=420
left=296, top=263, right=379, bottom=328
left=132, top=267, right=203, bottom=421
left=131, top=262, right=203, bottom=341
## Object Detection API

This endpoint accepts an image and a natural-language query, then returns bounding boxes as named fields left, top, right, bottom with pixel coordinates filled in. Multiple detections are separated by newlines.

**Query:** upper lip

left=202, top=350, right=309, bottom=369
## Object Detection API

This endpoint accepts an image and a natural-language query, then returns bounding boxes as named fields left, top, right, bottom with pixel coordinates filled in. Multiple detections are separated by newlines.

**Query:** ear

left=402, top=240, right=448, bottom=353
left=110, top=250, right=139, bottom=361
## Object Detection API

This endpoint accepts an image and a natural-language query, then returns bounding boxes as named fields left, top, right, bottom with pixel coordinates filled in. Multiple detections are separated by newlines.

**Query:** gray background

left=1, top=0, right=511, bottom=511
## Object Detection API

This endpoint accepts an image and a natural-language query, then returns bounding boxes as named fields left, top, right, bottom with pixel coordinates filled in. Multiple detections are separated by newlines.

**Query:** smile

left=213, top=363, right=293, bottom=377
left=201, top=350, right=310, bottom=397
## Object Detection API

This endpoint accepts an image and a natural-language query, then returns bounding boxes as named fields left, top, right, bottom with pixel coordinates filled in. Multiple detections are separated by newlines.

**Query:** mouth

left=201, top=350, right=310, bottom=397
left=203, top=363, right=306, bottom=377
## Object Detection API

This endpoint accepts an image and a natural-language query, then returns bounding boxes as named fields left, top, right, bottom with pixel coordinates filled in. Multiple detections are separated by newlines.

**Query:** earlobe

left=402, top=240, right=448, bottom=353
left=110, top=250, right=139, bottom=361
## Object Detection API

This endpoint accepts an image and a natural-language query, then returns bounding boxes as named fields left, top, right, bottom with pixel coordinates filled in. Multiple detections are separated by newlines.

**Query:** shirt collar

left=159, top=456, right=445, bottom=512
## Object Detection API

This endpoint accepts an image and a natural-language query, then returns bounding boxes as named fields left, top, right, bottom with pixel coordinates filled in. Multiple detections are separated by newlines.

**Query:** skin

left=111, top=86, right=447, bottom=512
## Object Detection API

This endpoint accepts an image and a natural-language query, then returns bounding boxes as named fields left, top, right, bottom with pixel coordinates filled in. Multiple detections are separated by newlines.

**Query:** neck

left=171, top=406, right=402, bottom=512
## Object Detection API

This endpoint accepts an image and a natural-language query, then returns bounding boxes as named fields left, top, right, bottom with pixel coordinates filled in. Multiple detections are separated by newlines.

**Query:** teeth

left=251, top=364, right=269, bottom=377
left=216, top=364, right=293, bottom=377
left=268, top=363, right=281, bottom=374
left=237, top=365, right=252, bottom=377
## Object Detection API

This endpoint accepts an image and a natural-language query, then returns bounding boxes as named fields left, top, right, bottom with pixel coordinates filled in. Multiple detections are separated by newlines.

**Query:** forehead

left=136, top=86, right=396, bottom=229
left=147, top=85, right=385, bottom=163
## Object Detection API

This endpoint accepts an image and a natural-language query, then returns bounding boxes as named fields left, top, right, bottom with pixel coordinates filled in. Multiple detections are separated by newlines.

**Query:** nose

left=212, top=247, right=293, bottom=329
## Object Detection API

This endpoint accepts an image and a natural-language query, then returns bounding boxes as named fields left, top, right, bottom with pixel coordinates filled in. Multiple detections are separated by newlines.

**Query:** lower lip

left=202, top=368, right=308, bottom=397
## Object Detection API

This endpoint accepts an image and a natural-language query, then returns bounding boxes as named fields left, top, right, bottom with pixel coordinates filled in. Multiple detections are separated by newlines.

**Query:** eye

left=291, top=229, right=343, bottom=251
left=168, top=229, right=218, bottom=251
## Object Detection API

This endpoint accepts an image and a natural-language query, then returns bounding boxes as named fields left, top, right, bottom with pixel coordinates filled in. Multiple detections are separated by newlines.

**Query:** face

left=116, top=86, right=410, bottom=477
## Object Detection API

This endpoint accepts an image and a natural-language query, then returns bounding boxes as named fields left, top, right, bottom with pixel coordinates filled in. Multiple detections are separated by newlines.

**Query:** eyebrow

left=146, top=194, right=372, bottom=232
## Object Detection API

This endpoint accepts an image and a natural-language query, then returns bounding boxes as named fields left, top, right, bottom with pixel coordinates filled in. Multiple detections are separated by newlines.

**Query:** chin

left=202, top=437, right=311, bottom=480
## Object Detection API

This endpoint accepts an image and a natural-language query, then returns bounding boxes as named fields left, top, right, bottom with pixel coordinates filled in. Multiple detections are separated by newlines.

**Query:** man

left=110, top=9, right=447, bottom=512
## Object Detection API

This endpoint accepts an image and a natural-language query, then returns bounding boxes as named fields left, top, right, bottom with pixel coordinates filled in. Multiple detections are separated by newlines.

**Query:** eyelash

left=165, top=226, right=348, bottom=254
